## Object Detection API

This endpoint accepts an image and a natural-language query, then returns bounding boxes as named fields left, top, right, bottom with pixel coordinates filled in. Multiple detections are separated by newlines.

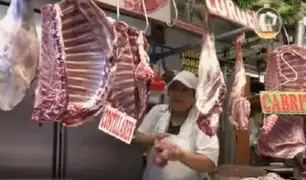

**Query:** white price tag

left=98, top=105, right=136, bottom=144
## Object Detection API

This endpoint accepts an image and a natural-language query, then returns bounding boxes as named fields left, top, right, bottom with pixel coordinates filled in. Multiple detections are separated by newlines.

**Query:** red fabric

left=123, top=0, right=168, bottom=13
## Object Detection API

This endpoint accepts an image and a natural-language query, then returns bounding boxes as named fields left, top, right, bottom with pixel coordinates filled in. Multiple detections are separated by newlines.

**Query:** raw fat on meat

left=32, top=0, right=115, bottom=126
left=265, top=44, right=306, bottom=91
left=32, top=0, right=153, bottom=127
left=259, top=44, right=306, bottom=159
left=258, top=114, right=305, bottom=159
left=0, top=0, right=38, bottom=111
left=227, top=34, right=251, bottom=130
left=123, top=0, right=168, bottom=13
left=196, top=12, right=226, bottom=136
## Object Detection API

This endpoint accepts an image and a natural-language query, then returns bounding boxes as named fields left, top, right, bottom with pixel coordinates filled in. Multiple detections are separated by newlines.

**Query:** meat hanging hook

left=167, top=0, right=178, bottom=27
left=141, top=0, right=150, bottom=33
left=116, top=0, right=120, bottom=21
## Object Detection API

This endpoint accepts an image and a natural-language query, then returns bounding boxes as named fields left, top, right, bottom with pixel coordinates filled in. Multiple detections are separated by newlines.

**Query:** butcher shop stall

left=0, top=0, right=306, bottom=179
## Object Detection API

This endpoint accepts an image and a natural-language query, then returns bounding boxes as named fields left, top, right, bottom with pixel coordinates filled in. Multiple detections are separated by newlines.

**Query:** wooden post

left=234, top=75, right=251, bottom=165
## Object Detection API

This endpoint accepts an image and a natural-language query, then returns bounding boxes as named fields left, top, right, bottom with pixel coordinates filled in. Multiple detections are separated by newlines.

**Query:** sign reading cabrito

left=99, top=105, right=136, bottom=144
left=181, top=51, right=200, bottom=75
left=206, top=0, right=258, bottom=31
left=260, top=91, right=306, bottom=114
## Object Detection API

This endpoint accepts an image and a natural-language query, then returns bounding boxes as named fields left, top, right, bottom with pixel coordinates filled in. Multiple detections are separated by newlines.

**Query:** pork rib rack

left=32, top=0, right=153, bottom=127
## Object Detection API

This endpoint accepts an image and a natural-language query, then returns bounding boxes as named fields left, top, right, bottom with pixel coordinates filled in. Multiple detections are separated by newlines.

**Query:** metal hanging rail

left=150, top=27, right=249, bottom=61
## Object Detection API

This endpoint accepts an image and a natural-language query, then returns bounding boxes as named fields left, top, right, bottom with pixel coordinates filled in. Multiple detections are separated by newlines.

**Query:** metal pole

left=150, top=27, right=250, bottom=61
left=58, top=124, right=67, bottom=178
left=52, top=122, right=59, bottom=178
left=219, top=64, right=235, bottom=164
left=295, top=18, right=305, bottom=46
left=51, top=122, right=67, bottom=179
left=215, top=27, right=249, bottom=41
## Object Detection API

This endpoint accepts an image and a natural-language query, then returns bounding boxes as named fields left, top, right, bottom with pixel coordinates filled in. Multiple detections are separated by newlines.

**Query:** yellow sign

left=181, top=51, right=200, bottom=75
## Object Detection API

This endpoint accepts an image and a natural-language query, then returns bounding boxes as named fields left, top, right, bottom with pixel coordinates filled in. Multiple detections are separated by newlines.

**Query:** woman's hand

left=154, top=137, right=184, bottom=162
left=133, top=131, right=169, bottom=152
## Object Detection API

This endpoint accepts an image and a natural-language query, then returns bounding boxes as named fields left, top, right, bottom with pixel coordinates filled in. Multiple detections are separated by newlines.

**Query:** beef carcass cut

left=196, top=12, right=226, bottom=136
left=106, top=22, right=153, bottom=124
left=227, top=34, right=251, bottom=130
left=32, top=0, right=153, bottom=127
left=32, top=0, right=116, bottom=125
left=0, top=0, right=38, bottom=111
left=258, top=114, right=305, bottom=159
left=106, top=21, right=137, bottom=118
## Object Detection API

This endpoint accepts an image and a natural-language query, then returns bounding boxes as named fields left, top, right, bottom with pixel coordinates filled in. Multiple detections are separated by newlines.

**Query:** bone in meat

left=106, top=21, right=153, bottom=125
left=32, top=0, right=115, bottom=126
left=106, top=21, right=137, bottom=118
left=227, top=34, right=251, bottom=130
left=0, top=0, right=38, bottom=111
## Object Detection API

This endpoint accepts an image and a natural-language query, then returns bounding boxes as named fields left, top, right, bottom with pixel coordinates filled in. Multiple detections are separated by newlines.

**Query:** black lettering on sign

left=181, top=51, right=200, bottom=75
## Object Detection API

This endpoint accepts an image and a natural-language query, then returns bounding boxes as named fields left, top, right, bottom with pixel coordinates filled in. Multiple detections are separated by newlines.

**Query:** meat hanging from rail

left=0, top=0, right=38, bottom=111
left=227, top=33, right=251, bottom=130
left=195, top=11, right=226, bottom=136
left=32, top=0, right=153, bottom=127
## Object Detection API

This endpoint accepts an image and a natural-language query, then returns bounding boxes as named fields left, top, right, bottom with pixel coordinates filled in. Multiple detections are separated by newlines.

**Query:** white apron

left=143, top=107, right=204, bottom=180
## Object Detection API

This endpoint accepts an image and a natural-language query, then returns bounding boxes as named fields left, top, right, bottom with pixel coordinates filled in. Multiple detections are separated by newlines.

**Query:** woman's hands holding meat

left=153, top=135, right=185, bottom=167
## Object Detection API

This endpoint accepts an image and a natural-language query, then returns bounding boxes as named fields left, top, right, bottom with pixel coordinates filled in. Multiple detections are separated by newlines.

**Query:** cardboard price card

left=98, top=105, right=136, bottom=144
left=260, top=91, right=306, bottom=114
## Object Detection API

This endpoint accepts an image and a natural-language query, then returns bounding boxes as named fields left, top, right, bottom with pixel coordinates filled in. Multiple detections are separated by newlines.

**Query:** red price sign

left=260, top=91, right=306, bottom=115
left=99, top=105, right=136, bottom=144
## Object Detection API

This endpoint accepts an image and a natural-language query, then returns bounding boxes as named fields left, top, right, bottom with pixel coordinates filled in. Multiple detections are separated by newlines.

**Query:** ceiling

left=1, top=0, right=281, bottom=73
left=2, top=0, right=57, bottom=9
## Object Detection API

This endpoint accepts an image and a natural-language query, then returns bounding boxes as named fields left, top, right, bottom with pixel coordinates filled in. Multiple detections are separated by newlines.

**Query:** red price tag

left=98, top=105, right=136, bottom=144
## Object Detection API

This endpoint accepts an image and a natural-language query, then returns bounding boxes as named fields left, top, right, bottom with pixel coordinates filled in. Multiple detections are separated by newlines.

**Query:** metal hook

left=167, top=0, right=178, bottom=27
left=141, top=0, right=149, bottom=33
left=116, top=0, right=120, bottom=21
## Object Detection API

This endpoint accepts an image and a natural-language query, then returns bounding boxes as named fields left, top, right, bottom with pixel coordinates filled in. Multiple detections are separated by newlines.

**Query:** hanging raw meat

left=196, top=11, right=226, bottom=136
left=227, top=34, right=251, bottom=130
left=32, top=0, right=153, bottom=127
left=258, top=44, right=306, bottom=159
left=258, top=114, right=305, bottom=159
left=106, top=22, right=153, bottom=122
left=0, top=0, right=38, bottom=111
left=32, top=0, right=115, bottom=125
left=134, top=32, right=154, bottom=123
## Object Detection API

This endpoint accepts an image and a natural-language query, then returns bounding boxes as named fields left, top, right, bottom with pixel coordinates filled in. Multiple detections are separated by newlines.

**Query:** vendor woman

left=134, top=70, right=219, bottom=180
